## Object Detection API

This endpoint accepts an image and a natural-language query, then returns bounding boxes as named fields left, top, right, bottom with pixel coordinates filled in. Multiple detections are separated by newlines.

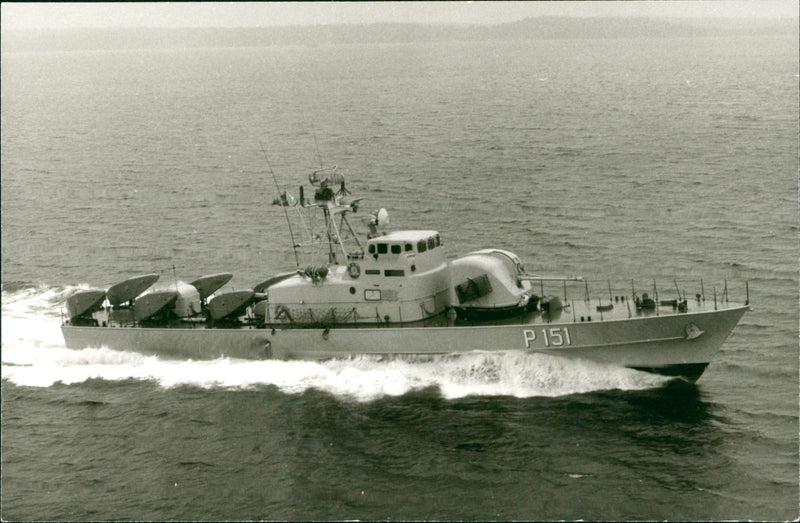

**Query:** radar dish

left=377, top=208, right=389, bottom=228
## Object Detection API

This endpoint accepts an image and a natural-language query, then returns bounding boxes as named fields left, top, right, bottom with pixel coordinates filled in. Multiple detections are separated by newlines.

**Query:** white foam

left=2, top=286, right=671, bottom=399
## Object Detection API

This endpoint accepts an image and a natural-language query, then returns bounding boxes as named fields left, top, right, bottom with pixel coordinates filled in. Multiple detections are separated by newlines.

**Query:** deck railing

left=533, top=278, right=749, bottom=312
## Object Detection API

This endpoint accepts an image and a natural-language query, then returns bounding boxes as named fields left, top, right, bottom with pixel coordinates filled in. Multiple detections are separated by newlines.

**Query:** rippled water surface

left=2, top=33, right=798, bottom=520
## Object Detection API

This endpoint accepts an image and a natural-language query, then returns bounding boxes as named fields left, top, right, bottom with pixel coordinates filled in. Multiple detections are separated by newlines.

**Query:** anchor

left=685, top=323, right=705, bottom=340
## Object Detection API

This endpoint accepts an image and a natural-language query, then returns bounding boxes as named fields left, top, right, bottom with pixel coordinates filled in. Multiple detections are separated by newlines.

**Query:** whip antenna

left=259, top=142, right=300, bottom=268
left=311, top=123, right=324, bottom=169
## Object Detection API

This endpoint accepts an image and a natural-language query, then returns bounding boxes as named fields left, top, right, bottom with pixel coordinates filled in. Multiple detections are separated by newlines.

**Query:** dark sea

left=2, top=31, right=798, bottom=521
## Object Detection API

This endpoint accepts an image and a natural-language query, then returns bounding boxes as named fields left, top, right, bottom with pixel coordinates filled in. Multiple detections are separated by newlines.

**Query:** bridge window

left=427, top=237, right=435, bottom=249
left=418, top=240, right=427, bottom=253
left=368, top=244, right=375, bottom=254
left=377, top=243, right=388, bottom=254
left=391, top=244, right=401, bottom=254
left=435, top=234, right=441, bottom=247
left=405, top=243, right=413, bottom=252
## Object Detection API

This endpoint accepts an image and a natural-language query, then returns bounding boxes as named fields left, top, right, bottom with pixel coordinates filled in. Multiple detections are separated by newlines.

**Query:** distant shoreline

left=3, top=17, right=796, bottom=53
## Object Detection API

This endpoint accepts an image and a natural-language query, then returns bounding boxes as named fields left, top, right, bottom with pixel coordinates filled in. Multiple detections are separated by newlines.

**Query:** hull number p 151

left=523, top=327, right=572, bottom=348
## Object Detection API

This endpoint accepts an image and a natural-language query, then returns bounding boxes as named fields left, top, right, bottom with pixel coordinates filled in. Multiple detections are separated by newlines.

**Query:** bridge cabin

left=265, top=230, right=450, bottom=326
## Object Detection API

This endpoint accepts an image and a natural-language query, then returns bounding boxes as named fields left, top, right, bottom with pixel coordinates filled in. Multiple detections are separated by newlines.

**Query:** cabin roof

left=369, top=230, right=440, bottom=243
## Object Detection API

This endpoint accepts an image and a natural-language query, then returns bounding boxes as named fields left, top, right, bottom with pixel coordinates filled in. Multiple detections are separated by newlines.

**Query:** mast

left=323, top=206, right=337, bottom=264
left=308, top=167, right=363, bottom=266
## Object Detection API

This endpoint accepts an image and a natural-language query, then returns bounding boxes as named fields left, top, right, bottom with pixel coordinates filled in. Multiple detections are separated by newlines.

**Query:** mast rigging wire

left=259, top=141, right=300, bottom=268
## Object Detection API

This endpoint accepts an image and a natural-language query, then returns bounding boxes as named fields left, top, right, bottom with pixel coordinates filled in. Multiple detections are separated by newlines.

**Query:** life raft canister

left=348, top=262, right=361, bottom=279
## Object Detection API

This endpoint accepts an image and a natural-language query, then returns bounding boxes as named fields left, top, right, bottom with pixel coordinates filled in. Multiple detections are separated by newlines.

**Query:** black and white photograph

left=1, top=1, right=797, bottom=520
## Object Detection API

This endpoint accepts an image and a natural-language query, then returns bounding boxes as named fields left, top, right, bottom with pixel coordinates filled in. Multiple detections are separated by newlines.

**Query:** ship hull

left=61, top=305, right=748, bottom=382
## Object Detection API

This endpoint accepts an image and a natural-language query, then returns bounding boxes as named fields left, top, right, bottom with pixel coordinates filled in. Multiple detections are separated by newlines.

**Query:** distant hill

left=3, top=17, right=796, bottom=52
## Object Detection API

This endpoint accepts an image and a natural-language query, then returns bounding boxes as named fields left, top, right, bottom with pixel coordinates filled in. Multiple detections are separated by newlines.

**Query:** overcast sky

left=2, top=1, right=796, bottom=30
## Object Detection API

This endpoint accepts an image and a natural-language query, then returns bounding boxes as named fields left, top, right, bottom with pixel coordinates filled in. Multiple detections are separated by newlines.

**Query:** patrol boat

left=61, top=166, right=750, bottom=382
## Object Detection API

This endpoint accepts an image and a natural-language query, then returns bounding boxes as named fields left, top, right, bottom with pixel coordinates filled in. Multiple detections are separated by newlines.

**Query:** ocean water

left=2, top=33, right=798, bottom=520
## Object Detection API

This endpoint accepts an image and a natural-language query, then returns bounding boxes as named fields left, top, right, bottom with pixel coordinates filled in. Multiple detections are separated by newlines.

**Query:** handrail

left=536, top=278, right=750, bottom=307
left=520, top=275, right=584, bottom=281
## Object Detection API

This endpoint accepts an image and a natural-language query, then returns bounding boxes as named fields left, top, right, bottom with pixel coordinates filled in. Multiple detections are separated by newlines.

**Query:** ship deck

left=455, top=296, right=741, bottom=328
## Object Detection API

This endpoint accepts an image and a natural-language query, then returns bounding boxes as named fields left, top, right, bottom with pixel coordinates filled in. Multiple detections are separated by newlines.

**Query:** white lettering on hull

left=523, top=327, right=572, bottom=349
